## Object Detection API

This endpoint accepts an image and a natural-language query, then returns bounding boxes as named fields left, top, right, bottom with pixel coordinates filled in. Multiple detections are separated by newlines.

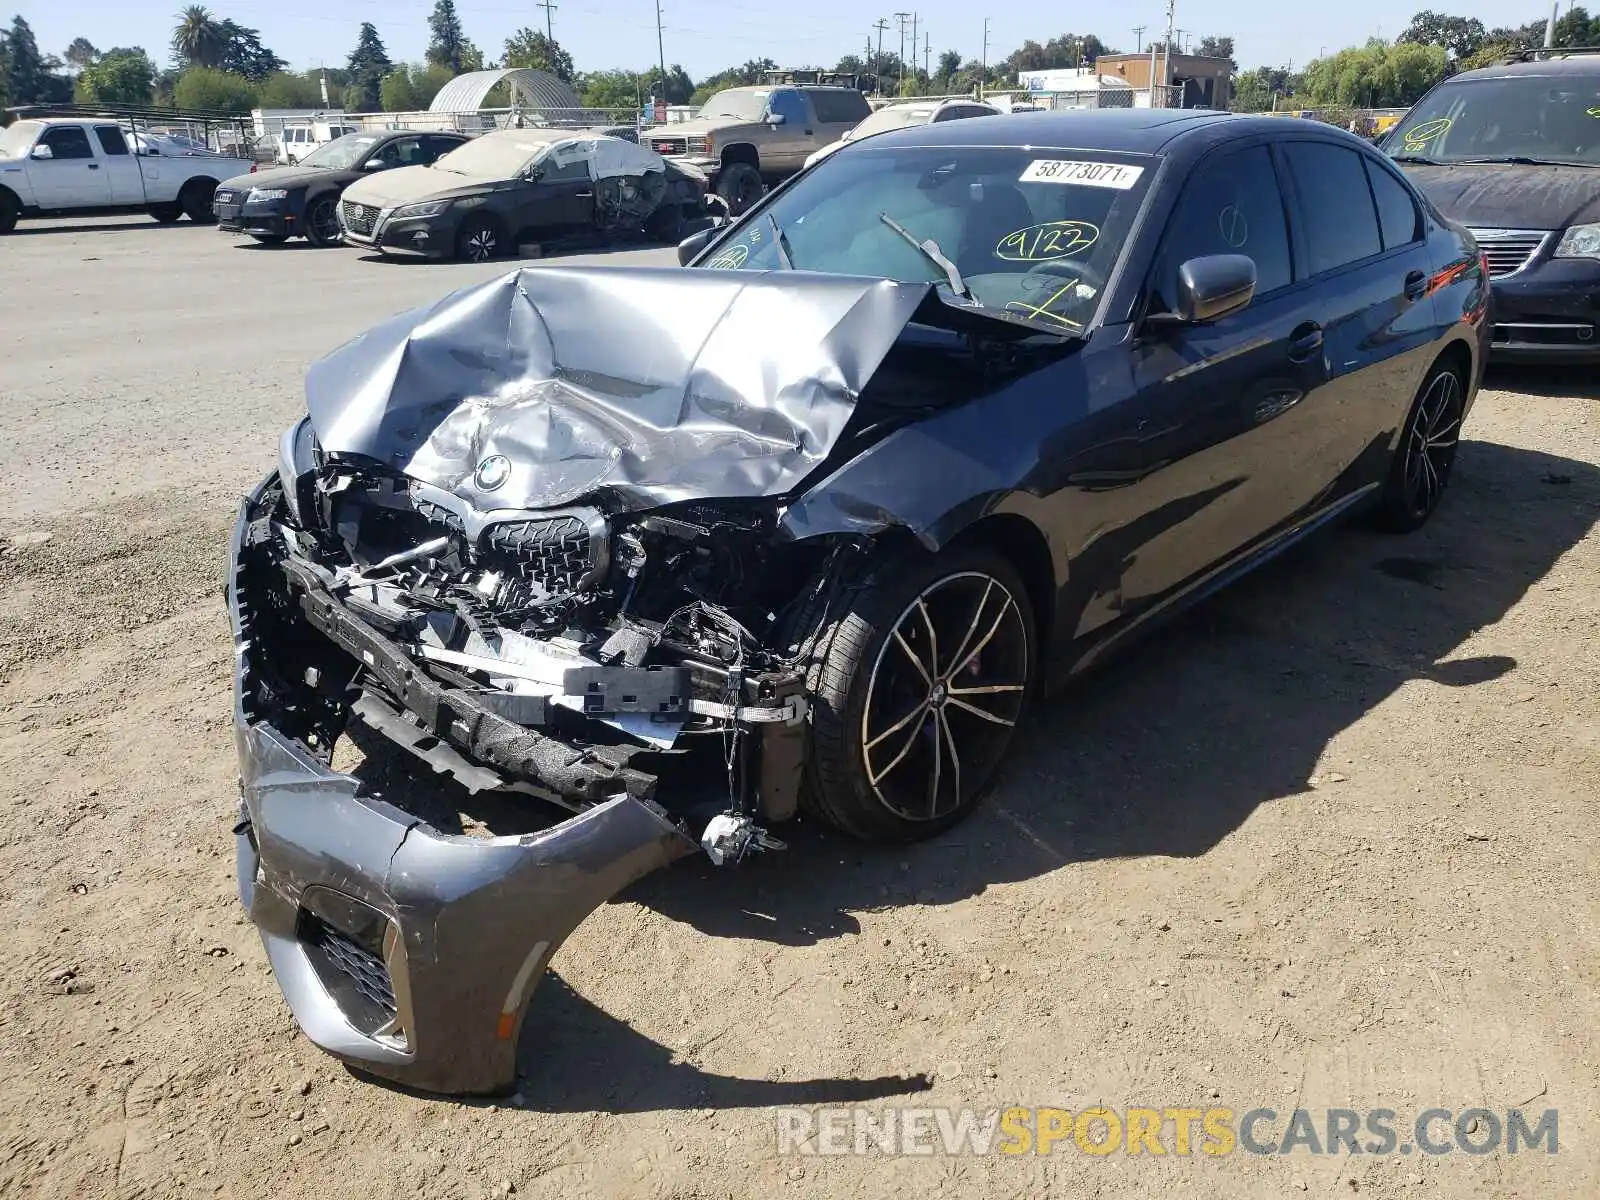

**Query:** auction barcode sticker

left=1019, top=160, right=1145, bottom=189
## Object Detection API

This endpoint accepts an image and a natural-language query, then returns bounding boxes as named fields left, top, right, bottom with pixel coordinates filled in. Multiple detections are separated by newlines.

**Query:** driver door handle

left=574, top=191, right=592, bottom=198
left=1287, top=322, right=1324, bottom=363
left=87, top=163, right=100, bottom=169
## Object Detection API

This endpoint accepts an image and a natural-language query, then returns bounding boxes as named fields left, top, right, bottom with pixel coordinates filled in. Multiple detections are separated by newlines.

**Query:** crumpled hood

left=304, top=266, right=931, bottom=513
left=1400, top=162, right=1600, bottom=230
left=341, top=164, right=490, bottom=209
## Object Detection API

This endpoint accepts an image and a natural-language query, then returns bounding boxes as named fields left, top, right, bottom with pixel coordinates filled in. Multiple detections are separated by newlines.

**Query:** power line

left=872, top=17, right=890, bottom=82
left=1133, top=25, right=1146, bottom=54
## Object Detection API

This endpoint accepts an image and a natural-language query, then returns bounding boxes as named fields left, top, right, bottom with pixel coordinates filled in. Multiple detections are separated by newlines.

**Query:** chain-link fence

left=342, top=106, right=642, bottom=136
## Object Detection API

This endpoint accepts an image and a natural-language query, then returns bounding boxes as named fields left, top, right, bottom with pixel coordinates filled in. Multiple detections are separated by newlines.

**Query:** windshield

left=0, top=121, right=42, bottom=159
left=697, top=144, right=1153, bottom=334
left=847, top=105, right=939, bottom=141
left=699, top=89, right=769, bottom=120
left=433, top=131, right=553, bottom=177
left=300, top=133, right=382, bottom=170
left=1387, top=74, right=1600, bottom=165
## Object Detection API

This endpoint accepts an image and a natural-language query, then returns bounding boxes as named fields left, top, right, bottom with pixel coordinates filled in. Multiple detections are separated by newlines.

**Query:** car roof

left=872, top=107, right=1292, bottom=153
left=1449, top=51, right=1600, bottom=81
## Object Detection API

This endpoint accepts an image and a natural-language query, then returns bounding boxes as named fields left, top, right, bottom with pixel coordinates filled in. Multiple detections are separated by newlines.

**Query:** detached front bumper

left=227, top=481, right=698, bottom=1094
left=1490, top=258, right=1600, bottom=363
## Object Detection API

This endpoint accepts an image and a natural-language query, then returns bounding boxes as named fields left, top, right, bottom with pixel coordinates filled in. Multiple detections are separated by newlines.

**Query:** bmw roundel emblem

left=474, top=454, right=511, bottom=492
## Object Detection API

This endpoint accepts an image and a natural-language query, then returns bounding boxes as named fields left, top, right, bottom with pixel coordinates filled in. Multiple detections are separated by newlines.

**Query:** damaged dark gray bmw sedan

left=228, top=110, right=1491, bottom=1094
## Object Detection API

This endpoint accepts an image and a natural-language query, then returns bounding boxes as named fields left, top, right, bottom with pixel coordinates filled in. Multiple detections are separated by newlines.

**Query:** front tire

left=302, top=194, right=341, bottom=246
left=250, top=234, right=287, bottom=244
left=1371, top=358, right=1465, bottom=532
left=714, top=162, right=765, bottom=216
left=455, top=214, right=505, bottom=263
left=148, top=202, right=182, bottom=224
left=0, top=191, right=19, bottom=233
left=802, top=546, right=1036, bottom=842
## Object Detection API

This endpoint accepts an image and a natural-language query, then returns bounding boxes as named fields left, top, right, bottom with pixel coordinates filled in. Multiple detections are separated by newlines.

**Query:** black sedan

left=228, top=109, right=1488, bottom=1095
left=335, top=128, right=707, bottom=261
left=212, top=131, right=469, bottom=246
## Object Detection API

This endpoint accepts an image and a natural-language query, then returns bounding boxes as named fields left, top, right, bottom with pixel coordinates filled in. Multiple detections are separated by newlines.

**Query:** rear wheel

left=714, top=162, right=765, bottom=216
left=148, top=203, right=182, bottom=224
left=302, top=194, right=341, bottom=246
left=455, top=214, right=505, bottom=263
left=1371, top=358, right=1465, bottom=532
left=801, top=546, right=1036, bottom=842
left=179, top=180, right=216, bottom=223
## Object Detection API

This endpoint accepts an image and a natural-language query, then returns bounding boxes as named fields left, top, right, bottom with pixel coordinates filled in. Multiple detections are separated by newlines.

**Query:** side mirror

left=30, top=143, right=53, bottom=160
left=764, top=112, right=787, bottom=126
left=361, top=158, right=387, bottom=170
left=677, top=225, right=719, bottom=265
left=1153, top=254, right=1257, bottom=325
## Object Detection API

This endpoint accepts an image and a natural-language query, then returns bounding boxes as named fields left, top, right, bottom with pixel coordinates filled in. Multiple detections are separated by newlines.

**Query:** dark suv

left=1385, top=46, right=1600, bottom=362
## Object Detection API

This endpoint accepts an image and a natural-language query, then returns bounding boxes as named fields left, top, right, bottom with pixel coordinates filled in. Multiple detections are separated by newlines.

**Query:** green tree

left=171, top=6, right=226, bottom=69
left=1231, top=65, right=1299, bottom=111
left=344, top=22, right=392, bottom=111
left=63, top=38, right=99, bottom=71
left=5, top=17, right=71, bottom=104
left=501, top=28, right=575, bottom=82
left=379, top=62, right=453, bottom=111
left=642, top=63, right=693, bottom=104
left=217, top=22, right=285, bottom=81
left=172, top=65, right=257, bottom=111
left=74, top=47, right=155, bottom=105
left=426, top=0, right=468, bottom=73
left=1196, top=35, right=1236, bottom=69
left=1300, top=38, right=1447, bottom=107
left=256, top=71, right=320, bottom=108
left=1397, top=11, right=1487, bottom=59
left=688, top=57, right=776, bottom=102
left=579, top=69, right=642, bottom=109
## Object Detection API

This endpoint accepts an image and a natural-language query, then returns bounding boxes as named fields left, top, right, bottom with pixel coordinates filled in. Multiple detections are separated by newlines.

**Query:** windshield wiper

left=1451, top=155, right=1597, bottom=167
left=1389, top=154, right=1441, bottom=165
left=767, top=212, right=794, bottom=269
left=878, top=212, right=972, bottom=299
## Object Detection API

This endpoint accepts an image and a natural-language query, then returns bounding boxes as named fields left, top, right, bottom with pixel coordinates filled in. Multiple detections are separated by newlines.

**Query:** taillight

left=250, top=162, right=258, bottom=173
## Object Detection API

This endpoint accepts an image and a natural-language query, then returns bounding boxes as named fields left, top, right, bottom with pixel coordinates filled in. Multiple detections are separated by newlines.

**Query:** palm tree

left=171, top=5, right=225, bottom=69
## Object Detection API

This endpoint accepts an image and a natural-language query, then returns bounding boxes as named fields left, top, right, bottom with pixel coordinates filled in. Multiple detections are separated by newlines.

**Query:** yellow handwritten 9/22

left=995, top=220, right=1100, bottom=262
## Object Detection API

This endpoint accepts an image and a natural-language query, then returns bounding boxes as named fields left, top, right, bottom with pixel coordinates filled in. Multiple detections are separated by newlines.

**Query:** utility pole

left=924, top=33, right=932, bottom=81
left=873, top=18, right=889, bottom=91
left=1132, top=25, right=1146, bottom=53
left=1160, top=0, right=1176, bottom=107
left=893, top=12, right=910, bottom=96
left=537, top=0, right=556, bottom=44
left=910, top=13, right=919, bottom=92
left=654, top=0, right=667, bottom=102
left=980, top=16, right=990, bottom=99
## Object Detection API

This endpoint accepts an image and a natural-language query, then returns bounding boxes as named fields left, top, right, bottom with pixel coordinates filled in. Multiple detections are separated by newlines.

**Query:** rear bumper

left=228, top=483, right=697, bottom=1094
left=1490, top=258, right=1600, bottom=362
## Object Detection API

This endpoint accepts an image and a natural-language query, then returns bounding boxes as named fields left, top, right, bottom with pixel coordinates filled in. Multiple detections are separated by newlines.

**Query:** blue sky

left=8, top=0, right=1571, bottom=79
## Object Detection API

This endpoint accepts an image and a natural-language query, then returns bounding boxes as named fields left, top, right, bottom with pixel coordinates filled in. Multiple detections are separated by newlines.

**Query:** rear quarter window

left=1364, top=158, right=1422, bottom=249
left=809, top=89, right=871, bottom=124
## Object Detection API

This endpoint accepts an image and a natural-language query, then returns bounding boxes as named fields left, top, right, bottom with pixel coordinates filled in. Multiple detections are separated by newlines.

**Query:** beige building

left=1094, top=52, right=1233, bottom=110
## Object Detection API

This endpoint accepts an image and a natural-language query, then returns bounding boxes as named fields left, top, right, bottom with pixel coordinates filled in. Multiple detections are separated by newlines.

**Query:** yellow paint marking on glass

left=705, top=243, right=750, bottom=269
left=1588, top=106, right=1600, bottom=118
left=995, top=220, right=1100, bottom=262
left=1004, top=280, right=1085, bottom=328
left=1402, top=117, right=1452, bottom=152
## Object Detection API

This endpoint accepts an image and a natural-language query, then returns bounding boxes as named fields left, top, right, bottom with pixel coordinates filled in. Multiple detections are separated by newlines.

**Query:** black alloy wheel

left=303, top=195, right=341, bottom=246
left=1374, top=361, right=1464, bottom=531
left=456, top=214, right=503, bottom=263
left=802, top=546, right=1036, bottom=842
left=862, top=572, right=1031, bottom=822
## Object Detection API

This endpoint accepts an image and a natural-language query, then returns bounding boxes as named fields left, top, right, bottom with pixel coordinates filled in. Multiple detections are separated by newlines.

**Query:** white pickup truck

left=0, top=117, right=255, bottom=232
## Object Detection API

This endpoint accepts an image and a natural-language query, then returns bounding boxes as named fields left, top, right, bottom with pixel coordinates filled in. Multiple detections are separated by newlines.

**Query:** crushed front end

left=229, top=456, right=861, bottom=1092
left=228, top=265, right=935, bottom=1093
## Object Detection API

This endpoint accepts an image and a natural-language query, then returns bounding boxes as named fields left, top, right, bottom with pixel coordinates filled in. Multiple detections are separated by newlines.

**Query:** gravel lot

left=1, top=217, right=1596, bottom=1200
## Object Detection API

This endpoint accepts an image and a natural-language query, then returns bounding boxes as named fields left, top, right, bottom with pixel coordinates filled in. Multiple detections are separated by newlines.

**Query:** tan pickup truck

left=642, top=84, right=871, bottom=213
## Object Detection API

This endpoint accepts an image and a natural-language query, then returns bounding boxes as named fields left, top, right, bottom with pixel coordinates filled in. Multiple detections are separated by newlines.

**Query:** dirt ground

left=1, top=218, right=1596, bottom=1200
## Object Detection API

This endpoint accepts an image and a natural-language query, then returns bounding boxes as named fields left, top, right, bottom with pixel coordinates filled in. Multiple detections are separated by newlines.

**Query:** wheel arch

left=181, top=174, right=220, bottom=194
left=942, top=513, right=1058, bottom=664
left=719, top=143, right=759, bottom=170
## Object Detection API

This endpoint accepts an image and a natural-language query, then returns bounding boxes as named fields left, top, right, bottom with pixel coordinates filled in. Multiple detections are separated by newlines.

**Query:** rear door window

left=94, top=126, right=130, bottom=156
left=1280, top=140, right=1384, bottom=275
left=809, top=89, right=869, bottom=124
left=1365, top=158, right=1422, bottom=249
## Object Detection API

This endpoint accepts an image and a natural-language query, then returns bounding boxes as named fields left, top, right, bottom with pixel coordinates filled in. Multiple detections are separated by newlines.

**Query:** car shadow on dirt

left=631, top=439, right=1600, bottom=945
left=508, top=973, right=932, bottom=1113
